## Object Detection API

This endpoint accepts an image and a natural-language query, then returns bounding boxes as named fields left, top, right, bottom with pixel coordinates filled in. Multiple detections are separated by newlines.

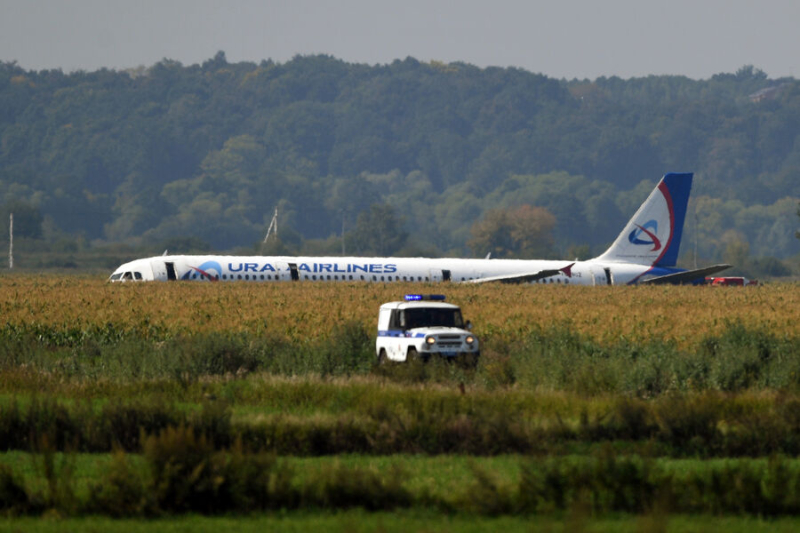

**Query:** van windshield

left=402, top=307, right=464, bottom=329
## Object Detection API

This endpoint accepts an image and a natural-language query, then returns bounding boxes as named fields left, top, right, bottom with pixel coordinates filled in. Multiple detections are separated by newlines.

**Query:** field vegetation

left=1, top=276, right=799, bottom=528
left=2, top=275, right=797, bottom=343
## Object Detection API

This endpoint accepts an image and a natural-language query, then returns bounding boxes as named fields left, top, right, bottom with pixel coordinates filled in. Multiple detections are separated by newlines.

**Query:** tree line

left=0, top=54, right=798, bottom=275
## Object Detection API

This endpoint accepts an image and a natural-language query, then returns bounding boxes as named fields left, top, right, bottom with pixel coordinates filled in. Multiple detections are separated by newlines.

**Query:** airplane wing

left=465, top=263, right=574, bottom=284
left=641, top=264, right=732, bottom=285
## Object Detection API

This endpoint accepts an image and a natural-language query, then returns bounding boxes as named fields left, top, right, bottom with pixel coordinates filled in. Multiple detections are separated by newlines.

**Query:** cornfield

left=1, top=275, right=796, bottom=347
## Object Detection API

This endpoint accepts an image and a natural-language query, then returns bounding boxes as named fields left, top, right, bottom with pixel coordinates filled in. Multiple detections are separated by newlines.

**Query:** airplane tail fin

left=594, top=173, right=692, bottom=267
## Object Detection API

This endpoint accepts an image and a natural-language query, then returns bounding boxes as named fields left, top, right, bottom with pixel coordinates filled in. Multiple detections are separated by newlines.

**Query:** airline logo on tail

left=594, top=172, right=692, bottom=267
left=628, top=220, right=661, bottom=251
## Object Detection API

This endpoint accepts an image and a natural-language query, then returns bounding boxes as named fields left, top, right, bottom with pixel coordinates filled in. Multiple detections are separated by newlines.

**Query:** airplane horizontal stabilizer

left=641, top=264, right=732, bottom=285
left=464, top=263, right=574, bottom=284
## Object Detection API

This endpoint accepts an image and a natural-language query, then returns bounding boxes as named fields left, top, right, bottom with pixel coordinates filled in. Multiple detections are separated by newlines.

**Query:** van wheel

left=378, top=349, right=387, bottom=364
left=407, top=348, right=428, bottom=363
left=407, top=347, right=418, bottom=362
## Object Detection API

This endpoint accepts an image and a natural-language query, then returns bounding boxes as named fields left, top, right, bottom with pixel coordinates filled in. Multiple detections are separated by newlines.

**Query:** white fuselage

left=109, top=254, right=660, bottom=286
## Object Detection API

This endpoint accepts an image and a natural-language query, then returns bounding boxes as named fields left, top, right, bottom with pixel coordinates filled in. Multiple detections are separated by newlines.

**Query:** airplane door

left=429, top=269, right=451, bottom=282
left=590, top=267, right=611, bottom=285
left=164, top=262, right=177, bottom=281
left=288, top=263, right=299, bottom=281
left=151, top=261, right=168, bottom=281
left=276, top=261, right=300, bottom=281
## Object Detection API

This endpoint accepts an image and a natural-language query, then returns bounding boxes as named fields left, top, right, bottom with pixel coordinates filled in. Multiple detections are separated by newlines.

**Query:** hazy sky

left=2, top=0, right=799, bottom=80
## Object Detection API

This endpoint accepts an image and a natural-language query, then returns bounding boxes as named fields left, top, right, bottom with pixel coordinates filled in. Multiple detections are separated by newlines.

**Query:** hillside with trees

left=0, top=53, right=798, bottom=276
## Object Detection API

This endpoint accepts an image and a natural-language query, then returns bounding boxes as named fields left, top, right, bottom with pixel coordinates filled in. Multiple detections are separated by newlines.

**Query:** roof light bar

left=404, top=294, right=446, bottom=301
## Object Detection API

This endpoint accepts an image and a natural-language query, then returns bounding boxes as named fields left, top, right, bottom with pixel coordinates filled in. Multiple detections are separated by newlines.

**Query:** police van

left=376, top=295, right=479, bottom=366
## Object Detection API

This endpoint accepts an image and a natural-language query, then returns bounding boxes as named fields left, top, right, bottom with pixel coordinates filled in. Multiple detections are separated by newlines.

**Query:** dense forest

left=0, top=52, right=798, bottom=275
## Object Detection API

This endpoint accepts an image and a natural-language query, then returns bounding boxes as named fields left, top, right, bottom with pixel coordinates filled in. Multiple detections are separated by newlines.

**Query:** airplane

left=108, top=172, right=730, bottom=286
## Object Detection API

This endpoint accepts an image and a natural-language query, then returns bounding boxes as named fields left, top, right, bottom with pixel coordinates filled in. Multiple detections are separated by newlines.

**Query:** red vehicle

left=705, top=276, right=758, bottom=286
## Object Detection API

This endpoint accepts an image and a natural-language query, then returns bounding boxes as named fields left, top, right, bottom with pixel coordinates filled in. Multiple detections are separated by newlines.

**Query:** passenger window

left=134, top=272, right=143, bottom=280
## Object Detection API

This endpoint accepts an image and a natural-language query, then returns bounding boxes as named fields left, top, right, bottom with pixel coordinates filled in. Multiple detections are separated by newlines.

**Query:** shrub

left=0, top=463, right=31, bottom=515
left=143, top=425, right=222, bottom=513
left=95, top=399, right=181, bottom=451
left=301, top=461, right=411, bottom=511
left=87, top=451, right=150, bottom=517
left=459, top=462, right=515, bottom=515
left=653, top=394, right=722, bottom=455
left=518, top=452, right=665, bottom=514
left=142, top=425, right=295, bottom=514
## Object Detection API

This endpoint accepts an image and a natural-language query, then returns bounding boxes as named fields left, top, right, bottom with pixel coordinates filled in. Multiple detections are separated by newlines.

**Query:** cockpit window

left=109, top=273, right=122, bottom=281
left=134, top=272, right=143, bottom=280
left=122, top=272, right=133, bottom=280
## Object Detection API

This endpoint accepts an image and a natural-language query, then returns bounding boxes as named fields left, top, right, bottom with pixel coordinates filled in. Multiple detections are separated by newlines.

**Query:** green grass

left=2, top=511, right=800, bottom=533
left=5, top=452, right=800, bottom=518
left=0, top=453, right=520, bottom=504
left=4, top=379, right=800, bottom=457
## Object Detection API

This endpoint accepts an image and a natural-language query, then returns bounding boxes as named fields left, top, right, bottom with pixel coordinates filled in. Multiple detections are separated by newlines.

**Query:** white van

left=376, top=295, right=479, bottom=365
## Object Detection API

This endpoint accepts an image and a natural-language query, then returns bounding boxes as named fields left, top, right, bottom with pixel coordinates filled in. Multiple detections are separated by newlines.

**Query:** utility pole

left=8, top=213, right=12, bottom=270
left=694, top=209, right=698, bottom=269
left=263, top=207, right=278, bottom=243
